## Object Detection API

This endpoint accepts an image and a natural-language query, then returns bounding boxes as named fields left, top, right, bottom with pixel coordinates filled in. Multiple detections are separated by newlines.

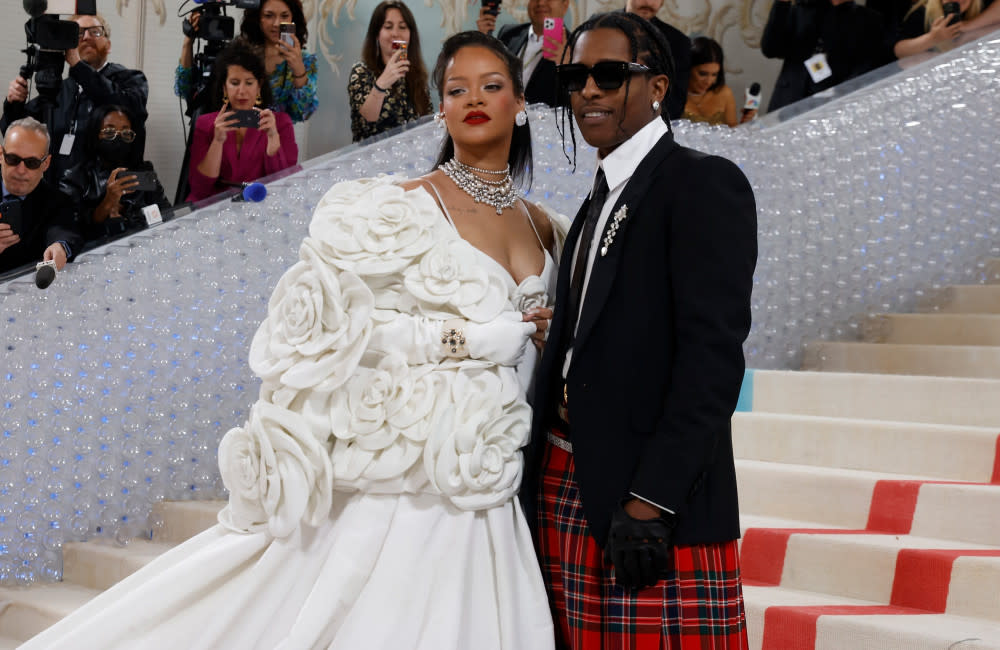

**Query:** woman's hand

left=104, top=168, right=139, bottom=216
left=258, top=108, right=281, bottom=156
left=276, top=32, right=306, bottom=77
left=524, top=307, right=554, bottom=351
left=376, top=49, right=410, bottom=89
left=928, top=14, right=963, bottom=44
left=213, top=104, right=239, bottom=143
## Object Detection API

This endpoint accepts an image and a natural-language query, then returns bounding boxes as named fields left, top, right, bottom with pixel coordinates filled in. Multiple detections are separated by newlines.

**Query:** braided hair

left=557, top=11, right=675, bottom=167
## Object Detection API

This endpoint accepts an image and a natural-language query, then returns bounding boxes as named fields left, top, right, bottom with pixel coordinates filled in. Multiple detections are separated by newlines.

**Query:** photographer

left=0, top=118, right=81, bottom=274
left=176, top=0, right=318, bottom=123
left=761, top=0, right=888, bottom=111
left=187, top=40, right=297, bottom=201
left=1, top=13, right=149, bottom=184
left=59, top=104, right=170, bottom=244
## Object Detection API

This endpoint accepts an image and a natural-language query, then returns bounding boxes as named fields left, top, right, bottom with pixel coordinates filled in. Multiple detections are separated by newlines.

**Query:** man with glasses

left=0, top=118, right=81, bottom=275
left=1, top=13, right=149, bottom=183
left=478, top=0, right=571, bottom=106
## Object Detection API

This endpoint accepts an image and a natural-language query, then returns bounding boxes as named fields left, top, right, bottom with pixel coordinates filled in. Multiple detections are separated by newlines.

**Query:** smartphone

left=231, top=109, right=260, bottom=128
left=279, top=22, right=295, bottom=48
left=480, top=0, right=500, bottom=16
left=0, top=198, right=23, bottom=236
left=123, top=171, right=159, bottom=192
left=392, top=40, right=408, bottom=61
left=542, top=17, right=564, bottom=60
left=942, top=1, right=961, bottom=23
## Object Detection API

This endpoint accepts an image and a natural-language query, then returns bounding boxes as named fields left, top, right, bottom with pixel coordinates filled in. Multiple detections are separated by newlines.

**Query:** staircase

left=3, top=275, right=1000, bottom=648
left=0, top=501, right=223, bottom=649
left=737, top=269, right=1000, bottom=648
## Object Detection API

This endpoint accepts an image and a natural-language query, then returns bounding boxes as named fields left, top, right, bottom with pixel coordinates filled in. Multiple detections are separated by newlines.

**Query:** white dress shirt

left=520, top=30, right=546, bottom=87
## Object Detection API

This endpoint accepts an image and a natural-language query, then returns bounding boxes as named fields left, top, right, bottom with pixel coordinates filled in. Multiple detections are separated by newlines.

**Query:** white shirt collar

left=596, top=117, right=669, bottom=194
left=528, top=29, right=544, bottom=43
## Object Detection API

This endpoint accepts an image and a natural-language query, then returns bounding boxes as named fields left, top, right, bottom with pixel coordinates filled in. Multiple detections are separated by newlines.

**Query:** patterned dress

left=348, top=61, right=432, bottom=142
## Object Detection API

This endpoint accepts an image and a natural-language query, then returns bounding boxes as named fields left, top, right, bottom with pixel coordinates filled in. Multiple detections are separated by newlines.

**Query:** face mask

left=96, top=139, right=132, bottom=165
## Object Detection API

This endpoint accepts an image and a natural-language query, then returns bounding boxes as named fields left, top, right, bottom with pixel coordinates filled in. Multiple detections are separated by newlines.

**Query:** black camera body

left=20, top=0, right=98, bottom=100
left=182, top=0, right=261, bottom=42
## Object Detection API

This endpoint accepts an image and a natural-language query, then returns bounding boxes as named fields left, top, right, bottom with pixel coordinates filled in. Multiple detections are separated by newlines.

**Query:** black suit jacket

left=648, top=16, right=691, bottom=120
left=0, top=178, right=81, bottom=274
left=497, top=23, right=562, bottom=107
left=525, top=132, right=757, bottom=548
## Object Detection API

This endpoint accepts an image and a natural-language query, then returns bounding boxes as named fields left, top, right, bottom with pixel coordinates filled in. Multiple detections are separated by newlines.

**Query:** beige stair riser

left=150, top=500, right=225, bottom=545
left=0, top=604, right=59, bottom=643
left=864, top=313, right=1000, bottom=346
left=733, top=413, right=998, bottom=483
left=61, top=541, right=172, bottom=591
left=918, top=286, right=1000, bottom=314
left=802, top=342, right=1000, bottom=379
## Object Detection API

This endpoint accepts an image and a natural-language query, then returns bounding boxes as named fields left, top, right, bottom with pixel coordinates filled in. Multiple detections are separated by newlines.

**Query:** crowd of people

left=2, top=0, right=997, bottom=276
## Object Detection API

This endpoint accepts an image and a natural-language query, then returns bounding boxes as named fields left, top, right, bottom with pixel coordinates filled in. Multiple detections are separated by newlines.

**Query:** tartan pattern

left=537, top=425, right=749, bottom=650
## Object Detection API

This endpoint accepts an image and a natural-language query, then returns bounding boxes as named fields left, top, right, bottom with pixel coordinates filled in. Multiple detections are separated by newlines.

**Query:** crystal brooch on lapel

left=600, top=205, right=628, bottom=257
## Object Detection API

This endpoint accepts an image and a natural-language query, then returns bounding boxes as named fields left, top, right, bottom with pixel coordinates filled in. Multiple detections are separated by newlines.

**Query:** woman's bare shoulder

left=523, top=199, right=556, bottom=251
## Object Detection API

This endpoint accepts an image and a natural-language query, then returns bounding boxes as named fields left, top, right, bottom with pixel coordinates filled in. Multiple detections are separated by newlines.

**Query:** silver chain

left=440, top=158, right=519, bottom=215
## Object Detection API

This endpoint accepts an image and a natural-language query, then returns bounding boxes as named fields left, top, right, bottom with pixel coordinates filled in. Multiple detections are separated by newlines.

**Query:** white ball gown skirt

left=20, top=492, right=554, bottom=649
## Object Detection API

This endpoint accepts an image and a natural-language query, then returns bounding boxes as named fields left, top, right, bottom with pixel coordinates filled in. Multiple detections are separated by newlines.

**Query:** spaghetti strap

left=518, top=199, right=546, bottom=252
left=418, top=178, right=457, bottom=230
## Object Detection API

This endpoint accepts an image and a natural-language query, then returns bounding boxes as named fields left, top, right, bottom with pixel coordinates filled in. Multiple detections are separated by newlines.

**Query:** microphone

left=743, top=82, right=761, bottom=119
left=231, top=182, right=267, bottom=203
left=35, top=260, right=56, bottom=289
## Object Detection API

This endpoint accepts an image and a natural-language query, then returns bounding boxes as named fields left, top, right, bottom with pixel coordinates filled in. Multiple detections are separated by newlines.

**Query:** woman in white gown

left=22, top=32, right=568, bottom=650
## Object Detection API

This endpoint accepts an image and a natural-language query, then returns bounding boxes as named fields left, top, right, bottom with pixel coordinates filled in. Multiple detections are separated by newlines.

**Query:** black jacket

left=1, top=61, right=149, bottom=183
left=648, top=16, right=691, bottom=120
left=761, top=0, right=887, bottom=111
left=525, top=133, right=757, bottom=547
left=497, top=23, right=563, bottom=107
left=0, top=178, right=81, bottom=274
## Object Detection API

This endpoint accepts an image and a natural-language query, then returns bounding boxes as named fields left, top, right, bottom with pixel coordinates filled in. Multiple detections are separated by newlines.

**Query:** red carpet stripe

left=992, top=433, right=1000, bottom=484
left=761, top=605, right=921, bottom=650
left=865, top=480, right=922, bottom=534
left=890, top=548, right=1000, bottom=612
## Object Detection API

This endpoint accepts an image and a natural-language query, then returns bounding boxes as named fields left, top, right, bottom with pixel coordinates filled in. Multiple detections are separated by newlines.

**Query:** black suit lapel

left=570, top=133, right=680, bottom=361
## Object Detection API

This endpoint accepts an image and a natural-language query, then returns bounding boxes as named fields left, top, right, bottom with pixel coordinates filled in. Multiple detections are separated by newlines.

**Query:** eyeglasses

left=557, top=61, right=652, bottom=93
left=1, top=150, right=49, bottom=170
left=78, top=26, right=107, bottom=39
left=99, top=127, right=136, bottom=143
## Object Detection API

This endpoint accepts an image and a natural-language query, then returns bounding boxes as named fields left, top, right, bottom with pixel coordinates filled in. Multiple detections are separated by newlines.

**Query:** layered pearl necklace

left=440, top=158, right=518, bottom=215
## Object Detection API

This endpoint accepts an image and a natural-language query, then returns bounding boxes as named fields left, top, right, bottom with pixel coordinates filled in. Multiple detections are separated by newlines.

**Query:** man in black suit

left=478, top=0, right=571, bottom=106
left=0, top=118, right=81, bottom=275
left=527, top=12, right=756, bottom=648
left=623, top=0, right=691, bottom=119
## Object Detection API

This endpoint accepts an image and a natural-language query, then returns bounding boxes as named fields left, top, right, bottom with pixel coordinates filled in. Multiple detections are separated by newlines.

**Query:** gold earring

left=255, top=92, right=262, bottom=107
left=223, top=91, right=229, bottom=104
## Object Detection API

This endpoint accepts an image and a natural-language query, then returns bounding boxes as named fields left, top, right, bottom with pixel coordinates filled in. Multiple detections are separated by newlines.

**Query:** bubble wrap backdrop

left=1, top=34, right=999, bottom=584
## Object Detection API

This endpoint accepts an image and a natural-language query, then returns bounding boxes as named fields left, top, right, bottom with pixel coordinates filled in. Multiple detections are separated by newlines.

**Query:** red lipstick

left=464, top=111, right=490, bottom=124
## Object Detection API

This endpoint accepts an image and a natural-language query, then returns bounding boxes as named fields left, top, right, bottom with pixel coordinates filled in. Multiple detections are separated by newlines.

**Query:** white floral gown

left=22, top=177, right=568, bottom=650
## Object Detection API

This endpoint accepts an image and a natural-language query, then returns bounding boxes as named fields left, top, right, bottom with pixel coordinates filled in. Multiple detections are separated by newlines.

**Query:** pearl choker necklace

left=440, top=158, right=518, bottom=215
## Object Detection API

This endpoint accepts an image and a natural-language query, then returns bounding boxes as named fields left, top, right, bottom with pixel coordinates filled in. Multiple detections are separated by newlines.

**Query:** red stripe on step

left=741, top=528, right=866, bottom=585
left=866, top=480, right=922, bottom=534
left=890, top=548, right=1000, bottom=612
left=992, top=434, right=1000, bottom=484
left=761, top=605, right=918, bottom=650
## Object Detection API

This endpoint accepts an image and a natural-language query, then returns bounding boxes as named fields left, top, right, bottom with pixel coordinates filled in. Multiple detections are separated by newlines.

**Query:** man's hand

left=65, top=47, right=82, bottom=67
left=0, top=222, right=20, bottom=253
left=43, top=242, right=68, bottom=270
left=7, top=76, right=28, bottom=104
left=524, top=307, right=554, bottom=351
left=604, top=500, right=675, bottom=590
left=476, top=7, right=497, bottom=34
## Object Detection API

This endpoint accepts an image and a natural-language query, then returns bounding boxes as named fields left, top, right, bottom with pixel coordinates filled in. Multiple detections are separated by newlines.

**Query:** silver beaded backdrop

left=1, top=33, right=999, bottom=584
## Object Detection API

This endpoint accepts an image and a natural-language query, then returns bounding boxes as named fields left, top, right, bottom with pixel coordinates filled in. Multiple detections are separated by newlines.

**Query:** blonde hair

left=905, top=0, right=982, bottom=31
left=71, top=13, right=110, bottom=39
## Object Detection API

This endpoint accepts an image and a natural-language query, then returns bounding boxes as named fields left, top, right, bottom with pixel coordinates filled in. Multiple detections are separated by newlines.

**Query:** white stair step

left=733, top=412, right=998, bottom=482
left=918, top=285, right=1000, bottom=314
left=802, top=342, right=1000, bottom=379
left=0, top=583, right=99, bottom=641
left=743, top=584, right=1000, bottom=650
left=150, top=499, right=224, bottom=544
left=61, top=539, right=175, bottom=591
left=864, top=313, right=1000, bottom=346
left=749, top=370, right=1000, bottom=427
left=740, top=515, right=1000, bottom=621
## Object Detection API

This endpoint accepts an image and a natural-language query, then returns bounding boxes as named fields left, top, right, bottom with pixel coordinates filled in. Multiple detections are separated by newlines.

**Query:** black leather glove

left=604, top=502, right=675, bottom=590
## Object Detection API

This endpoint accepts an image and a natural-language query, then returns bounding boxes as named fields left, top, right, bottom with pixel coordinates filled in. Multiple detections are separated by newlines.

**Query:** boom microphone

left=231, top=182, right=267, bottom=203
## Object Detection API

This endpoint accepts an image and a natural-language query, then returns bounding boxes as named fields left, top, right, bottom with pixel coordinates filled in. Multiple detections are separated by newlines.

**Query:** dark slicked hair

left=431, top=31, right=533, bottom=190
left=557, top=11, right=675, bottom=166
left=209, top=40, right=276, bottom=113
left=690, top=36, right=726, bottom=91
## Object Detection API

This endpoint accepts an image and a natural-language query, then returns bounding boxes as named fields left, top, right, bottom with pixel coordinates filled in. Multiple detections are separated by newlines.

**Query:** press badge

left=804, top=53, right=832, bottom=83
left=58, top=133, right=75, bottom=156
left=142, top=204, right=163, bottom=226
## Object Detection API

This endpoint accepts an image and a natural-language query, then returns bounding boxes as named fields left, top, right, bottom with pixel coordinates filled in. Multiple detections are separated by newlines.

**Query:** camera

left=20, top=0, right=97, bottom=101
left=179, top=0, right=261, bottom=110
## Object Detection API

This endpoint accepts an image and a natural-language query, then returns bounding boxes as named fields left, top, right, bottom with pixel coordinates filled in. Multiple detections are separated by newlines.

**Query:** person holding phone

left=481, top=0, right=571, bottom=107
left=187, top=41, right=298, bottom=202
left=348, top=1, right=433, bottom=142
left=892, top=0, right=984, bottom=57
left=177, top=0, right=318, bottom=123
left=59, top=105, right=170, bottom=243
left=0, top=118, right=81, bottom=275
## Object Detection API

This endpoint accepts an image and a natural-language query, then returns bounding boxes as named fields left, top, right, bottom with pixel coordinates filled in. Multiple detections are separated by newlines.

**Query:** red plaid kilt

left=537, top=424, right=749, bottom=650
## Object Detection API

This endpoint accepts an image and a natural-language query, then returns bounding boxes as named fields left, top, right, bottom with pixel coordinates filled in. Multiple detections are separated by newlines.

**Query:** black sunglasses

left=557, top=61, right=652, bottom=93
left=2, top=150, right=49, bottom=170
